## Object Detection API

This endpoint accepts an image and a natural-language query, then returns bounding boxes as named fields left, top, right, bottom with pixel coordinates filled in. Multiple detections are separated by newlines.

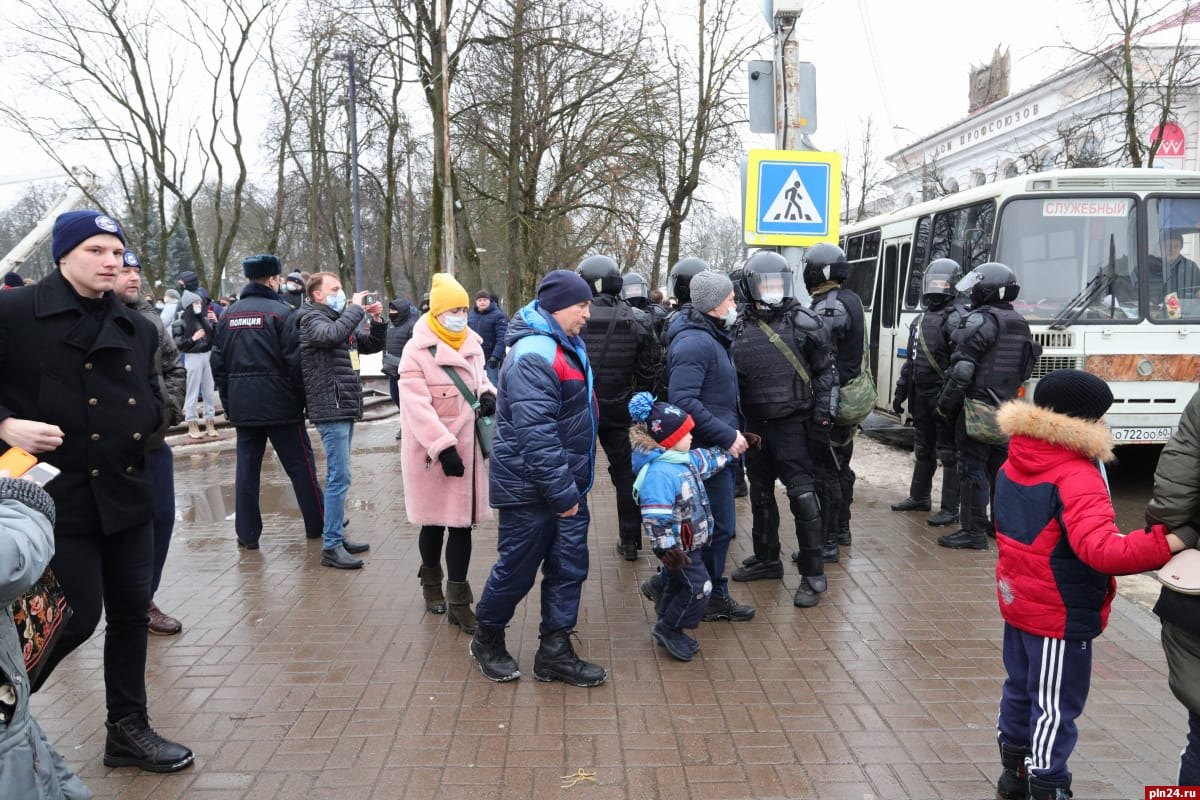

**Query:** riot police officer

left=667, top=257, right=709, bottom=311
left=936, top=262, right=1040, bottom=550
left=576, top=255, right=662, bottom=560
left=621, top=272, right=667, bottom=338
left=890, top=259, right=968, bottom=527
left=729, top=252, right=838, bottom=607
left=802, top=242, right=865, bottom=562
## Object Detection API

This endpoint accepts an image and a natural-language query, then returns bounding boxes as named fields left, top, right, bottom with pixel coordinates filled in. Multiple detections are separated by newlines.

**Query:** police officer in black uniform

left=210, top=254, right=326, bottom=548
left=935, top=262, right=1040, bottom=550
left=576, top=255, right=661, bottom=560
left=802, top=243, right=865, bottom=562
left=729, top=252, right=838, bottom=607
left=891, top=259, right=968, bottom=527
left=667, top=257, right=709, bottom=315
left=621, top=272, right=667, bottom=338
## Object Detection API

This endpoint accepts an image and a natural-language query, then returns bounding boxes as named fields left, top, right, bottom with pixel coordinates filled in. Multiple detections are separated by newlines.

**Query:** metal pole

left=440, top=0, right=456, bottom=276
left=345, top=52, right=365, bottom=290
left=774, top=13, right=807, bottom=279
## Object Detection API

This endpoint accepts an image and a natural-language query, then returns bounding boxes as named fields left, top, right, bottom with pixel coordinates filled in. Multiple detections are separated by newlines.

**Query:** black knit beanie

left=1033, top=369, right=1113, bottom=421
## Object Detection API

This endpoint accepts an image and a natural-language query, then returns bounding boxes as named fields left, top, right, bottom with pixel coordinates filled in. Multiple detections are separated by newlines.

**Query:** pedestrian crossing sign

left=744, top=149, right=842, bottom=246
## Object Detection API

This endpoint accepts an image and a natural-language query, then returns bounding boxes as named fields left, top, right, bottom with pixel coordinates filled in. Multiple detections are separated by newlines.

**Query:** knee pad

left=789, top=490, right=821, bottom=523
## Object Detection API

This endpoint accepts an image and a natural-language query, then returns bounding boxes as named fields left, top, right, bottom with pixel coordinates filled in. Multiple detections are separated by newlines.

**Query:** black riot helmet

left=802, top=242, right=850, bottom=288
left=729, top=268, right=748, bottom=304
left=956, top=262, right=1020, bottom=306
left=922, top=258, right=962, bottom=301
left=741, top=250, right=795, bottom=308
left=577, top=254, right=622, bottom=297
left=668, top=257, right=710, bottom=306
left=620, top=271, right=650, bottom=309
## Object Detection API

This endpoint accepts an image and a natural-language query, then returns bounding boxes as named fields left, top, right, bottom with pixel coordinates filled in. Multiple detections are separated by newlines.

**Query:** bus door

left=874, top=237, right=910, bottom=409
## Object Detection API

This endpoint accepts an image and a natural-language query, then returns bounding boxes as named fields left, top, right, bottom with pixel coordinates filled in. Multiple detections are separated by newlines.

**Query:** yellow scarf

left=428, top=313, right=467, bottom=350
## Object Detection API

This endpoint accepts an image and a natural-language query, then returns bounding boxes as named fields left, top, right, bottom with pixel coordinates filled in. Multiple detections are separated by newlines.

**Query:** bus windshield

left=993, top=196, right=1137, bottom=323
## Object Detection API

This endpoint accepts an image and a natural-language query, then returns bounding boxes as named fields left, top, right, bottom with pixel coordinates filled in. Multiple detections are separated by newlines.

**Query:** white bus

left=838, top=167, right=1200, bottom=444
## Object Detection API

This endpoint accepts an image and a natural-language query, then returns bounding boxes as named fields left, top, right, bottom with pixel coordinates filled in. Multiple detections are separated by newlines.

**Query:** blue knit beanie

left=537, top=269, right=592, bottom=313
left=51, top=210, right=125, bottom=263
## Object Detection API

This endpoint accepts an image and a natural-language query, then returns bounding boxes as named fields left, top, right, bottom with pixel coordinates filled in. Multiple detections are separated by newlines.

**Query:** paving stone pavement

left=32, top=420, right=1184, bottom=799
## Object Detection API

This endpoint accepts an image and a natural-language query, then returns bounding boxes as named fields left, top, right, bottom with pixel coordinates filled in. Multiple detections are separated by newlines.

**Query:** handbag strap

left=428, top=345, right=480, bottom=410
left=756, top=319, right=810, bottom=383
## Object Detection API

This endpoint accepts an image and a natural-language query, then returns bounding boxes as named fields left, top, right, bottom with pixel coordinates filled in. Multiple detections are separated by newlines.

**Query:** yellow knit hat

left=428, top=272, right=469, bottom=319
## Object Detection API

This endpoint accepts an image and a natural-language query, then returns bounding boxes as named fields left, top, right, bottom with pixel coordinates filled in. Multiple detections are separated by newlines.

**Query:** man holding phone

left=0, top=210, right=193, bottom=773
left=298, top=272, right=386, bottom=568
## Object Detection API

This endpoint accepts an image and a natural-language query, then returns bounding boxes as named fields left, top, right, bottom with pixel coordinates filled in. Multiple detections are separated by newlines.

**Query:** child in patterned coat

left=629, top=392, right=733, bottom=661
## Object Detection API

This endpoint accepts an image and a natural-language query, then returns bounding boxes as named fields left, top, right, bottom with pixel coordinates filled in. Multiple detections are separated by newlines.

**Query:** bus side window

left=905, top=216, right=931, bottom=307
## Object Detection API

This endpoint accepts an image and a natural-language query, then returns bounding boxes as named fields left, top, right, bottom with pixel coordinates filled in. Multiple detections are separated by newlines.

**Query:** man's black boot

left=836, top=527, right=852, bottom=546
left=532, top=629, right=607, bottom=687
left=615, top=540, right=639, bottom=561
left=702, top=592, right=756, bottom=621
left=996, top=742, right=1031, bottom=800
left=732, top=547, right=782, bottom=581
left=937, top=529, right=988, bottom=550
left=793, top=576, right=820, bottom=608
left=927, top=508, right=959, bottom=526
left=890, top=496, right=931, bottom=511
left=321, top=545, right=364, bottom=569
left=342, top=536, right=370, bottom=554
left=104, top=713, right=194, bottom=773
left=470, top=625, right=520, bottom=682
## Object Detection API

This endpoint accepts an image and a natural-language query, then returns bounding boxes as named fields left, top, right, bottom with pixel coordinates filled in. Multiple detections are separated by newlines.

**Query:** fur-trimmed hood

left=997, top=400, right=1114, bottom=464
left=629, top=424, right=667, bottom=472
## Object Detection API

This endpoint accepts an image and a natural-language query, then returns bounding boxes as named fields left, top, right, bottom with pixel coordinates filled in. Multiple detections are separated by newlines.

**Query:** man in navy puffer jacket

left=471, top=270, right=606, bottom=689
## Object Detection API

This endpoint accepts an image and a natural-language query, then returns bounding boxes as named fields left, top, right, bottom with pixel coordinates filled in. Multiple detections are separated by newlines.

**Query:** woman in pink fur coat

left=399, top=273, right=497, bottom=634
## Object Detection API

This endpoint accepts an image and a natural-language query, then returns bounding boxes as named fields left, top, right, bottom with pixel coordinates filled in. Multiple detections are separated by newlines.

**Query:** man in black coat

left=210, top=254, right=325, bottom=549
left=468, top=289, right=508, bottom=386
left=0, top=210, right=193, bottom=773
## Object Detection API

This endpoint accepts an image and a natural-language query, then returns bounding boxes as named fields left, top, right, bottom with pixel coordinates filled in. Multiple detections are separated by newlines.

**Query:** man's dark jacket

left=297, top=302, right=386, bottom=423
left=468, top=301, right=508, bottom=363
left=664, top=305, right=741, bottom=450
left=211, top=282, right=305, bottom=427
left=0, top=271, right=163, bottom=535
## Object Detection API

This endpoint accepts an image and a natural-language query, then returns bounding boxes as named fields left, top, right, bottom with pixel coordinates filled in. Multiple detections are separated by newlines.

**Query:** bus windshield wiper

left=1050, top=235, right=1117, bottom=330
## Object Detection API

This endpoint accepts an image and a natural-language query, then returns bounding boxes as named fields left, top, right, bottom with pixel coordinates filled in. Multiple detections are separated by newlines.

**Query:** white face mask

left=286, top=282, right=301, bottom=292
left=192, top=303, right=203, bottom=314
left=442, top=314, right=468, bottom=333
left=720, top=306, right=738, bottom=328
left=760, top=291, right=784, bottom=306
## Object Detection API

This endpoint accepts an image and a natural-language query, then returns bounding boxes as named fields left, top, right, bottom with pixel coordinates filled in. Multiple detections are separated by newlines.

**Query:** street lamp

left=334, top=50, right=365, bottom=290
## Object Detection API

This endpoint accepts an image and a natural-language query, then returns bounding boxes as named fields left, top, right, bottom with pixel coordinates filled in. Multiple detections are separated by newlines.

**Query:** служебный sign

left=744, top=149, right=842, bottom=247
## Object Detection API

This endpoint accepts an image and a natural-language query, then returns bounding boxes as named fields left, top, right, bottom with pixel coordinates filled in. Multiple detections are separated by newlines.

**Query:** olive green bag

left=963, top=397, right=1008, bottom=445
left=835, top=324, right=877, bottom=427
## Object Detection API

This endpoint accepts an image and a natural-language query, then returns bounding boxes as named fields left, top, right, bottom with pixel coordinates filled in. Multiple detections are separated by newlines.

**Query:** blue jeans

left=485, top=364, right=500, bottom=388
left=1182, top=710, right=1200, bottom=786
left=316, top=420, right=354, bottom=550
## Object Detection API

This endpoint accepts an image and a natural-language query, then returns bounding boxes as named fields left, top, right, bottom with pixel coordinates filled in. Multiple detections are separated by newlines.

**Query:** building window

left=1003, top=162, right=1019, bottom=179
left=971, top=171, right=987, bottom=187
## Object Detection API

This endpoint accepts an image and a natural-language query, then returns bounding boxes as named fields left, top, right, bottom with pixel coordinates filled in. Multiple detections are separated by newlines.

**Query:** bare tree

left=644, top=0, right=763, bottom=288
left=841, top=116, right=892, bottom=222
left=1062, top=0, right=1200, bottom=167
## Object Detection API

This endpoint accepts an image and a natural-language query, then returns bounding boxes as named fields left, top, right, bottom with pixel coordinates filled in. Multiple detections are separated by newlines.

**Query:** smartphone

left=0, top=446, right=37, bottom=478
left=22, top=462, right=61, bottom=487
left=363, top=292, right=378, bottom=305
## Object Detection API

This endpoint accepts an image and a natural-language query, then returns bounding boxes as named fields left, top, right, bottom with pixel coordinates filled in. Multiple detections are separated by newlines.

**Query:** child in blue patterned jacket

left=629, top=392, right=733, bottom=661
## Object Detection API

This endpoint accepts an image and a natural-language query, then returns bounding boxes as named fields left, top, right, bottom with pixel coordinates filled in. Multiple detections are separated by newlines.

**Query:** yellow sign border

left=743, top=149, right=842, bottom=246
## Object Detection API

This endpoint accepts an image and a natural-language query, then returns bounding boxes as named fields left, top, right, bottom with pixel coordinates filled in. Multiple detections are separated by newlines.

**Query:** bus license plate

left=1111, top=427, right=1173, bottom=443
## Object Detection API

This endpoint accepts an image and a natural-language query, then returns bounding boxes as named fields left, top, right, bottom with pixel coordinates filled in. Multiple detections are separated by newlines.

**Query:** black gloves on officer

left=438, top=446, right=465, bottom=477
left=478, top=391, right=496, bottom=417
left=892, top=396, right=905, bottom=415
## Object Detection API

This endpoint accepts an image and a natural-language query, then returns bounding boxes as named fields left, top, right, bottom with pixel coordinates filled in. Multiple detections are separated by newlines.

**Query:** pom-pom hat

left=1033, top=368, right=1113, bottom=421
left=629, top=391, right=694, bottom=449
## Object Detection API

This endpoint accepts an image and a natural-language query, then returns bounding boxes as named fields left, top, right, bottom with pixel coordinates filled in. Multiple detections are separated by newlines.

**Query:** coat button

left=84, top=362, right=93, bottom=370
left=125, top=467, right=134, bottom=475
left=90, top=469, right=100, bottom=477
left=132, top=432, right=142, bottom=441
left=128, top=398, right=136, bottom=406
left=88, top=398, right=98, bottom=406
left=125, top=364, right=132, bottom=372
left=90, top=433, right=100, bottom=441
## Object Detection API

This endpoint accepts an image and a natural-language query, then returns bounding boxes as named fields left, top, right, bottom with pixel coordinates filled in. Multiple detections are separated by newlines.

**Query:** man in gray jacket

left=298, top=272, right=387, bottom=569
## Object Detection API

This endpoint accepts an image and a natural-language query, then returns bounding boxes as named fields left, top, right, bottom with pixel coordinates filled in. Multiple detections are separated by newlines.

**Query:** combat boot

left=532, top=629, right=607, bottom=687
left=470, top=625, right=520, bottom=682
left=793, top=576, right=821, bottom=608
left=996, top=742, right=1031, bottom=800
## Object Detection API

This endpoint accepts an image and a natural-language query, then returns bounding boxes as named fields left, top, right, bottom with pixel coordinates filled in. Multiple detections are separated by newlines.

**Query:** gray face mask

left=442, top=314, right=468, bottom=333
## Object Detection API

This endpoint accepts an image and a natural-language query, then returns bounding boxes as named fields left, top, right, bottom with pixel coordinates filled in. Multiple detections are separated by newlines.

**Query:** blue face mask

left=326, top=290, right=346, bottom=313
left=442, top=314, right=468, bottom=333
left=720, top=306, right=738, bottom=328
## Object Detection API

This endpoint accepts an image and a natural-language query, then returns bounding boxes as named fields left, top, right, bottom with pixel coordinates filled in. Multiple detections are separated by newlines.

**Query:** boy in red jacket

left=991, top=369, right=1191, bottom=800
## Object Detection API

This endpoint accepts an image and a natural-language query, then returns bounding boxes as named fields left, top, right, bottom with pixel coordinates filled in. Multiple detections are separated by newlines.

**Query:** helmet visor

left=955, top=270, right=985, bottom=294
left=746, top=270, right=794, bottom=305
left=621, top=281, right=647, bottom=300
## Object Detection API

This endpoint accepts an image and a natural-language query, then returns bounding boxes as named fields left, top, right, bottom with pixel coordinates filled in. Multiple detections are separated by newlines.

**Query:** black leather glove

left=438, top=446, right=465, bottom=477
left=809, top=420, right=832, bottom=447
left=478, top=391, right=496, bottom=417
left=656, top=547, right=690, bottom=571
left=486, top=356, right=500, bottom=370
left=892, top=397, right=904, bottom=415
